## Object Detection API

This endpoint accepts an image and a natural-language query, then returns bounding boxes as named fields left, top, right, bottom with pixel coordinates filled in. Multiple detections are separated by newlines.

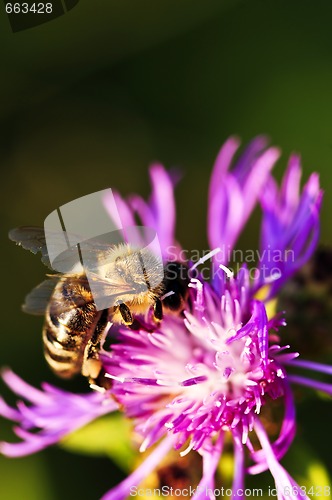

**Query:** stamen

left=160, top=290, right=175, bottom=301
left=263, top=271, right=281, bottom=283
left=180, top=375, right=207, bottom=387
left=89, top=384, right=106, bottom=393
left=190, top=247, right=221, bottom=272
left=189, top=279, right=204, bottom=311
left=139, top=437, right=150, bottom=453
left=219, top=264, right=234, bottom=279
left=105, top=374, right=126, bottom=383
left=180, top=441, right=194, bottom=457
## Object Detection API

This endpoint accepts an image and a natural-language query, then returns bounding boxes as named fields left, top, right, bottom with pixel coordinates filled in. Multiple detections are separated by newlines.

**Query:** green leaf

left=60, top=412, right=137, bottom=472
left=283, top=439, right=331, bottom=499
left=0, top=454, right=56, bottom=500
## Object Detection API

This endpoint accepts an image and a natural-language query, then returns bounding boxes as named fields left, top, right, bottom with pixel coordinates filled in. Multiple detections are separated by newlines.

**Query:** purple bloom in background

left=257, top=154, right=323, bottom=297
left=1, top=137, right=330, bottom=500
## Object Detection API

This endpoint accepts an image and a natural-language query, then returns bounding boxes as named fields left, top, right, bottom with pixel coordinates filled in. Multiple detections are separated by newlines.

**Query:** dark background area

left=0, top=1, right=331, bottom=498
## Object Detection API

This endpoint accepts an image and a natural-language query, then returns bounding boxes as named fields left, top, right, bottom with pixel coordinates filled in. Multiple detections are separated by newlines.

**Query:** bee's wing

left=82, top=271, right=137, bottom=310
left=23, top=275, right=97, bottom=315
left=23, top=273, right=136, bottom=316
left=9, top=226, right=52, bottom=268
left=9, top=226, right=124, bottom=272
left=11, top=226, right=139, bottom=310
left=22, top=278, right=60, bottom=315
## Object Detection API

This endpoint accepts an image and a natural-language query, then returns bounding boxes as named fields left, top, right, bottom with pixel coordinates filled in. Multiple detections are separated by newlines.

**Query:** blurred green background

left=1, top=0, right=332, bottom=498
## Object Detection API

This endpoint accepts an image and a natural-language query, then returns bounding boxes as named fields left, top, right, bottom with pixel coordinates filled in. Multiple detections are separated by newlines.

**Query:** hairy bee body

left=9, top=227, right=190, bottom=384
left=42, top=257, right=189, bottom=382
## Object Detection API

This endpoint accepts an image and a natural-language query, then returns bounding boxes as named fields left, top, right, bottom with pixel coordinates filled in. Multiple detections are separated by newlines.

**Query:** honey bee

left=9, top=227, right=190, bottom=385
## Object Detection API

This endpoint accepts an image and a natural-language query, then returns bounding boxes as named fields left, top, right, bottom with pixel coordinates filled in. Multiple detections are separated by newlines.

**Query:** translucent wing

left=23, top=275, right=96, bottom=316
left=23, top=273, right=137, bottom=316
left=9, top=226, right=129, bottom=272
left=9, top=227, right=51, bottom=268
left=11, top=226, right=150, bottom=312
left=84, top=271, right=137, bottom=299
left=23, top=278, right=60, bottom=315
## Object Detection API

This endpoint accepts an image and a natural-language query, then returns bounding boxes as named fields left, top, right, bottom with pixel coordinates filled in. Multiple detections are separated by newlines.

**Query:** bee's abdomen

left=43, top=279, right=98, bottom=378
left=43, top=320, right=81, bottom=378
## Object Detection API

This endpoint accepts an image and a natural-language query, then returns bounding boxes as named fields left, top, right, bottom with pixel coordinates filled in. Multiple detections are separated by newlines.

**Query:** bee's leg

left=153, top=298, right=163, bottom=321
left=119, top=303, right=133, bottom=325
left=83, top=310, right=110, bottom=387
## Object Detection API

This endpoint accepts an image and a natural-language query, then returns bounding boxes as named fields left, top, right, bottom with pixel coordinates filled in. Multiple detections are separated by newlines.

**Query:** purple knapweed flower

left=0, top=369, right=117, bottom=457
left=1, top=137, right=330, bottom=500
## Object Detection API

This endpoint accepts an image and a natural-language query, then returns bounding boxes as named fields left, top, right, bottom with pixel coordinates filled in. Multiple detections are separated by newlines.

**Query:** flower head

left=1, top=137, right=330, bottom=500
left=104, top=270, right=283, bottom=448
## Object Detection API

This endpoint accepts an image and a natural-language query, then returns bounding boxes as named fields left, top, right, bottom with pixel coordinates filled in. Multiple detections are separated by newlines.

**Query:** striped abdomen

left=43, top=276, right=107, bottom=379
